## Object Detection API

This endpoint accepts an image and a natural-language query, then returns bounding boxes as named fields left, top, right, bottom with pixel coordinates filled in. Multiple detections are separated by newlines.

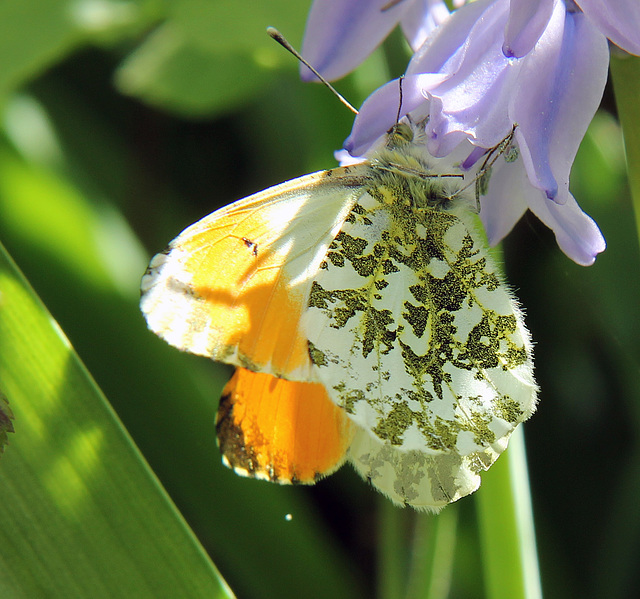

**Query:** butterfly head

left=370, top=121, right=470, bottom=212
left=386, top=122, right=414, bottom=147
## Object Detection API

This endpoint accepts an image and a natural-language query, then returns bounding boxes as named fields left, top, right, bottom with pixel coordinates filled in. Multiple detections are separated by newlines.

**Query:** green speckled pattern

left=302, top=131, right=537, bottom=508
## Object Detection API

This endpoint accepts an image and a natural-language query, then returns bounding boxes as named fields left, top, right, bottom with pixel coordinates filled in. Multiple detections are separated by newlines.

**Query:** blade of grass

left=594, top=51, right=640, bottom=598
left=0, top=241, right=234, bottom=599
left=377, top=489, right=459, bottom=599
left=0, top=125, right=363, bottom=599
left=405, top=507, right=458, bottom=599
left=610, top=52, right=640, bottom=246
left=476, top=427, right=542, bottom=599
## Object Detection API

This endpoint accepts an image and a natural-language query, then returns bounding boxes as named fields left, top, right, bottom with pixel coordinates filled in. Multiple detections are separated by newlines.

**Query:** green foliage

left=116, top=0, right=311, bottom=116
left=0, top=241, right=233, bottom=598
left=0, top=2, right=638, bottom=598
left=0, top=389, right=14, bottom=455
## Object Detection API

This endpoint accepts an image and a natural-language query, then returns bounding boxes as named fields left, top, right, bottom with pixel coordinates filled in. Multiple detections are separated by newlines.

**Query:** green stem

left=405, top=508, right=458, bottom=599
left=476, top=427, right=542, bottom=599
left=610, top=52, right=640, bottom=247
left=378, top=497, right=409, bottom=599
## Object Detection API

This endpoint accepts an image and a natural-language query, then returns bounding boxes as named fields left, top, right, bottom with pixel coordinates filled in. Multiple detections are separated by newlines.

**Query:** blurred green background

left=0, top=1, right=639, bottom=598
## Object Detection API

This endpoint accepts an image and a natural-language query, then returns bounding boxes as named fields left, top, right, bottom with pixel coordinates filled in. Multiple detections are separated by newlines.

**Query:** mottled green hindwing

left=302, top=137, right=537, bottom=509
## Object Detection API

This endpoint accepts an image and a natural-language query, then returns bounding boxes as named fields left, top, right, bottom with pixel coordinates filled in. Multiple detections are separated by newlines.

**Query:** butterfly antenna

left=267, top=27, right=358, bottom=115
left=449, top=124, right=519, bottom=211
left=395, top=75, right=405, bottom=126
left=476, top=124, right=518, bottom=183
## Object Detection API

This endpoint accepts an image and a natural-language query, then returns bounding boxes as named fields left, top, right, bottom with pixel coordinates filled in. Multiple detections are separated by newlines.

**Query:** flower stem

left=476, top=427, right=542, bottom=599
left=610, top=52, right=640, bottom=247
left=378, top=497, right=407, bottom=599
left=405, top=508, right=458, bottom=599
left=378, top=498, right=458, bottom=599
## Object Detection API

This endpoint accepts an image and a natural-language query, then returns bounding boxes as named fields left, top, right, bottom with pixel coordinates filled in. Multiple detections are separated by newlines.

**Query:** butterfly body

left=141, top=123, right=537, bottom=510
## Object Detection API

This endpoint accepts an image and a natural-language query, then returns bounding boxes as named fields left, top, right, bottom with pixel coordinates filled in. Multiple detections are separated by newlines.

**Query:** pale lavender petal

left=478, top=142, right=605, bottom=264
left=451, top=123, right=606, bottom=266
left=407, top=0, right=494, bottom=75
left=477, top=157, right=529, bottom=246
left=425, top=96, right=483, bottom=157
left=460, top=146, right=486, bottom=171
left=344, top=73, right=447, bottom=156
left=510, top=6, right=609, bottom=203
left=301, top=0, right=412, bottom=82
left=401, top=0, right=450, bottom=51
left=503, top=0, right=555, bottom=57
left=411, top=0, right=516, bottom=155
left=425, top=56, right=517, bottom=156
left=335, top=148, right=366, bottom=166
left=527, top=189, right=606, bottom=265
left=577, top=0, right=640, bottom=55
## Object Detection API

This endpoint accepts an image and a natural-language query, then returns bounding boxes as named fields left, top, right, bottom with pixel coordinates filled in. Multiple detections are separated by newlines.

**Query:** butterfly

left=140, top=121, right=537, bottom=511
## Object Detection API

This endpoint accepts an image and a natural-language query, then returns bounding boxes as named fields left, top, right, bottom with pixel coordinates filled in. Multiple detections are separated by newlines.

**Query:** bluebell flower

left=301, top=0, right=451, bottom=82
left=303, top=0, right=640, bottom=265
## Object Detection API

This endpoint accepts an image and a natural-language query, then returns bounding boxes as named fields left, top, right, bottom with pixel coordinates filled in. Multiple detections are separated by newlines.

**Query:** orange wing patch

left=140, top=168, right=364, bottom=381
left=217, top=368, right=356, bottom=484
left=177, top=226, right=311, bottom=375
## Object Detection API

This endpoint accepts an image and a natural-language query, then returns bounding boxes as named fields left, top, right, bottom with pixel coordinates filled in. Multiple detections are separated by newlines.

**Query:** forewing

left=217, top=368, right=356, bottom=484
left=141, top=167, right=366, bottom=380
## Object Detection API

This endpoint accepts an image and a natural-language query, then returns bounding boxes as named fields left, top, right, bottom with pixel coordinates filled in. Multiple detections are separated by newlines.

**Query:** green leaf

left=0, top=389, right=15, bottom=457
left=116, top=0, right=310, bottom=116
left=167, top=0, right=308, bottom=53
left=0, top=0, right=79, bottom=98
left=116, top=24, right=274, bottom=116
left=611, top=53, right=640, bottom=259
left=0, top=241, right=235, bottom=597
left=0, top=0, right=158, bottom=100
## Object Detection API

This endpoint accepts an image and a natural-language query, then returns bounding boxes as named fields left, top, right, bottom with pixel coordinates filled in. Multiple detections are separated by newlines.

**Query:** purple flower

left=301, top=0, right=451, bottom=82
left=304, top=0, right=640, bottom=265
left=576, top=0, right=640, bottom=55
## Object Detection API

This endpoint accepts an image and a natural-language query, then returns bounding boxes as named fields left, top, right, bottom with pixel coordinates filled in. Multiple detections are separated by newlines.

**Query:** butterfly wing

left=217, top=368, right=356, bottom=483
left=141, top=166, right=368, bottom=381
left=348, top=427, right=499, bottom=511
left=303, top=174, right=537, bottom=507
left=141, top=127, right=537, bottom=508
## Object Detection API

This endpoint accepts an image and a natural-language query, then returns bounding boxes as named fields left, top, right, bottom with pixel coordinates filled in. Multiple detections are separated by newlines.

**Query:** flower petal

left=301, top=0, right=412, bottom=82
left=407, top=0, right=495, bottom=75
left=478, top=145, right=605, bottom=265
left=527, top=189, right=606, bottom=265
left=344, top=73, right=447, bottom=156
left=335, top=148, right=366, bottom=166
left=577, top=0, right=640, bottom=55
left=401, top=0, right=450, bottom=51
left=510, top=6, right=609, bottom=203
left=408, top=0, right=516, bottom=155
left=477, top=157, right=529, bottom=247
left=503, top=0, right=555, bottom=57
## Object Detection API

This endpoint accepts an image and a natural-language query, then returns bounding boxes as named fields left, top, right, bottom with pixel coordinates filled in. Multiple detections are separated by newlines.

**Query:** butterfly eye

left=387, top=122, right=414, bottom=146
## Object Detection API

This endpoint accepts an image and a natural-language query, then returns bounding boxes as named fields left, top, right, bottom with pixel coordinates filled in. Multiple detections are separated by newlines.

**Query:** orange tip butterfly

left=140, top=121, right=537, bottom=511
